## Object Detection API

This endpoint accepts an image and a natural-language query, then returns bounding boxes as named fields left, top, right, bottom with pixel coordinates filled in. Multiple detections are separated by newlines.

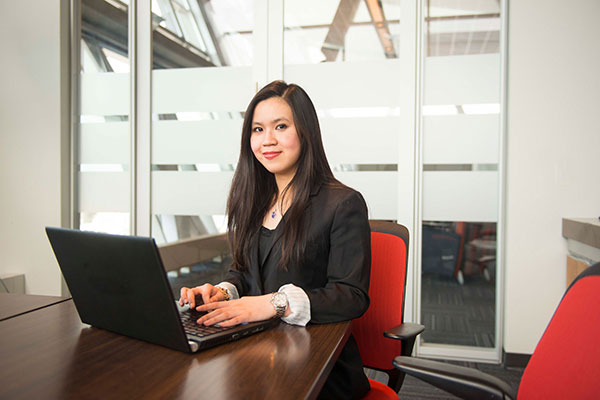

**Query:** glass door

left=417, top=0, right=505, bottom=361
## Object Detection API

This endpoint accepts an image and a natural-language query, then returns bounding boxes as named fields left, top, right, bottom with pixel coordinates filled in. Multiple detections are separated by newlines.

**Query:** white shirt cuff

left=278, top=284, right=311, bottom=326
left=216, top=282, right=239, bottom=300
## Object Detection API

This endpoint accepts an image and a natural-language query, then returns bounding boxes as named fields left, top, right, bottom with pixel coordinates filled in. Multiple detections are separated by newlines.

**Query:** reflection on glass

left=424, top=0, right=500, bottom=57
left=152, top=0, right=253, bottom=68
left=421, top=221, right=497, bottom=347
left=284, top=0, right=400, bottom=64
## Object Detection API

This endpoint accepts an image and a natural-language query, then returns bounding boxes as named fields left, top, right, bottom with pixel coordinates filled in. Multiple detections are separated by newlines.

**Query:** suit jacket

left=225, top=182, right=372, bottom=399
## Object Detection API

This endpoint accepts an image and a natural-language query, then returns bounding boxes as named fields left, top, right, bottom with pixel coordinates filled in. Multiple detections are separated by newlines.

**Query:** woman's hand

left=195, top=294, right=276, bottom=327
left=178, top=283, right=226, bottom=308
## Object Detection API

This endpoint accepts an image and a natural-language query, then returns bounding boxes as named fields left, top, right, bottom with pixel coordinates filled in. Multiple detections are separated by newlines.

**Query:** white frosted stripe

left=81, top=73, right=129, bottom=115
left=424, top=54, right=500, bottom=105
left=153, top=120, right=242, bottom=164
left=152, top=170, right=403, bottom=220
left=423, top=115, right=499, bottom=164
left=335, top=171, right=398, bottom=220
left=285, top=60, right=401, bottom=108
left=80, top=122, right=129, bottom=164
left=422, top=171, right=498, bottom=222
left=79, top=172, right=129, bottom=212
left=320, top=117, right=400, bottom=164
left=152, top=67, right=254, bottom=113
left=152, top=171, right=233, bottom=215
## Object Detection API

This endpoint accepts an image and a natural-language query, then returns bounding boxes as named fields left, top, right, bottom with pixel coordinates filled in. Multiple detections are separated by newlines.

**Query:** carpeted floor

left=421, top=267, right=496, bottom=347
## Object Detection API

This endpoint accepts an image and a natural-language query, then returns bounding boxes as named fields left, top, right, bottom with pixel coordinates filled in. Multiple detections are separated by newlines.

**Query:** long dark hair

left=227, top=80, right=338, bottom=271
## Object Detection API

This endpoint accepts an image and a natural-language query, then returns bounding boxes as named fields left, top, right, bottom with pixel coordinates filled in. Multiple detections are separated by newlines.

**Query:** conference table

left=0, top=295, right=351, bottom=399
left=0, top=292, right=70, bottom=321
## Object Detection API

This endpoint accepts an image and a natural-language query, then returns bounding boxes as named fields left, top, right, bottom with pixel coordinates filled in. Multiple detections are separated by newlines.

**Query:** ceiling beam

left=321, top=0, right=361, bottom=62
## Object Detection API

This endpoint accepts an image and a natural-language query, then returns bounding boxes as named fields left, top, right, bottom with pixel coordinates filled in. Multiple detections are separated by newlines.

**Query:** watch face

left=273, top=292, right=287, bottom=307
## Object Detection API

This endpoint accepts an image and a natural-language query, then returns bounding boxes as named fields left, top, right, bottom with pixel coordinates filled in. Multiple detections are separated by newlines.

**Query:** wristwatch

left=270, top=292, right=288, bottom=318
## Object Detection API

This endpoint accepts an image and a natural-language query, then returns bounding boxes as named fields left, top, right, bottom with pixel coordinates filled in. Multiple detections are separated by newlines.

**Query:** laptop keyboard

left=180, top=310, right=229, bottom=337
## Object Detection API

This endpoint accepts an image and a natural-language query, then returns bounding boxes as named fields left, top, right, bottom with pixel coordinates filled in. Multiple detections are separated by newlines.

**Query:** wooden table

left=0, top=299, right=350, bottom=399
left=0, top=292, right=70, bottom=321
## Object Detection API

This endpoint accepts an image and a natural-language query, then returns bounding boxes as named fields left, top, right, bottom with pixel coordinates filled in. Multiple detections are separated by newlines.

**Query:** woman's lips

left=263, top=152, right=281, bottom=160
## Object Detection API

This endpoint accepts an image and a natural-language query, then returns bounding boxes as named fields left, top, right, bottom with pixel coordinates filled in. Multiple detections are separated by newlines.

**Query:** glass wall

left=73, top=0, right=506, bottom=360
left=283, top=0, right=409, bottom=223
left=419, top=0, right=502, bottom=350
left=78, top=0, right=131, bottom=234
left=150, top=0, right=255, bottom=245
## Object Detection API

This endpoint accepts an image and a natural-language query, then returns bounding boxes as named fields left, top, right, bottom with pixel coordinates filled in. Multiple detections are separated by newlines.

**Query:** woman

left=179, top=81, right=371, bottom=399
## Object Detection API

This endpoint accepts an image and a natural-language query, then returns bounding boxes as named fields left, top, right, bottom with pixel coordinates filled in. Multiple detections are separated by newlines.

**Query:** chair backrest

left=353, top=220, right=409, bottom=370
left=518, top=262, right=600, bottom=399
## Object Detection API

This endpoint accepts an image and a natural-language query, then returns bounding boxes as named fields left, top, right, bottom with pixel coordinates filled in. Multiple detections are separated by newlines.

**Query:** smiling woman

left=179, top=80, right=373, bottom=399
left=250, top=97, right=302, bottom=193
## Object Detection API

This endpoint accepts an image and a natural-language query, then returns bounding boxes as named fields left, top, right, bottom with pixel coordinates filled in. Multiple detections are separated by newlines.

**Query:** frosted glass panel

left=284, top=0, right=405, bottom=223
left=320, top=117, right=400, bottom=165
left=80, top=73, right=129, bottom=116
left=80, top=122, right=129, bottom=164
left=424, top=54, right=500, bottom=105
left=151, top=0, right=255, bottom=243
left=285, top=61, right=401, bottom=108
left=78, top=1, right=131, bottom=234
left=419, top=0, right=502, bottom=352
left=153, top=120, right=242, bottom=164
left=152, top=67, right=253, bottom=113
left=422, top=171, right=498, bottom=222
left=423, top=115, right=499, bottom=164
left=152, top=171, right=234, bottom=216
left=79, top=172, right=129, bottom=212
left=335, top=172, right=398, bottom=220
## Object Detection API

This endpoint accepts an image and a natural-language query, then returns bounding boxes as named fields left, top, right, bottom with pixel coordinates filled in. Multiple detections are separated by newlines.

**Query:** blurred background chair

left=394, top=262, right=600, bottom=399
left=355, top=221, right=425, bottom=399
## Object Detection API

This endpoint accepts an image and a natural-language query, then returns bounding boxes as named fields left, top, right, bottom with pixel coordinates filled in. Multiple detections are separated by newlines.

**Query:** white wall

left=504, top=0, right=600, bottom=354
left=0, top=0, right=68, bottom=295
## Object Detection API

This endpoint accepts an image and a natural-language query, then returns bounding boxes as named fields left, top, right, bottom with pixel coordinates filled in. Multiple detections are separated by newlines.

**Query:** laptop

left=45, top=227, right=279, bottom=353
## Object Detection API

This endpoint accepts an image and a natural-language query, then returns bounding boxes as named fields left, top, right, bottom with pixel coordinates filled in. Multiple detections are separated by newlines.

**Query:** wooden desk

left=0, top=299, right=350, bottom=399
left=0, top=293, right=70, bottom=321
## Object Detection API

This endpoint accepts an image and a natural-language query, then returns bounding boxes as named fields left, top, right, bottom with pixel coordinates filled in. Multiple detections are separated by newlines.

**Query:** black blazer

left=224, top=182, right=372, bottom=399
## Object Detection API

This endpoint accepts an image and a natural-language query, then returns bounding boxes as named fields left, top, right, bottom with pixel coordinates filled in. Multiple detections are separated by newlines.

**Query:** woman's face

left=250, top=97, right=302, bottom=183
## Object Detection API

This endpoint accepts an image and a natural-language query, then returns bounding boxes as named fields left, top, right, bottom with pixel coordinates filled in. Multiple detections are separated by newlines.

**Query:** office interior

left=1, top=0, right=599, bottom=392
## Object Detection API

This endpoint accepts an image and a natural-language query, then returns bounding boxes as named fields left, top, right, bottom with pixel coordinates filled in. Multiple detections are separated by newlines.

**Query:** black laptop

left=45, top=227, right=278, bottom=353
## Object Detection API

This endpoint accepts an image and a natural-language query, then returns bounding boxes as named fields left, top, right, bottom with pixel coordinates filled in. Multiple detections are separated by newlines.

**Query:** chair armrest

left=393, top=356, right=517, bottom=400
left=384, top=322, right=425, bottom=340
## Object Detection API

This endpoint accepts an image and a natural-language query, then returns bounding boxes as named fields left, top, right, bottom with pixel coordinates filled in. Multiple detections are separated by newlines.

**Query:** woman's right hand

left=178, top=283, right=226, bottom=308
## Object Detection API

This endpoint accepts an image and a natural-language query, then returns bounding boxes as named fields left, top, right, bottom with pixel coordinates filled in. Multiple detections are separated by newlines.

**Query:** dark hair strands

left=226, top=81, right=342, bottom=272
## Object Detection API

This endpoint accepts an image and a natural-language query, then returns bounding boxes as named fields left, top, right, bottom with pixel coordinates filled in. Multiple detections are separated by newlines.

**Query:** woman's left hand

left=195, top=294, right=276, bottom=327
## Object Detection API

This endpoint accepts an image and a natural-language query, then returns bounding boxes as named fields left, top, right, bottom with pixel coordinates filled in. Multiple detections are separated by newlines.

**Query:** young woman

left=179, top=81, right=371, bottom=399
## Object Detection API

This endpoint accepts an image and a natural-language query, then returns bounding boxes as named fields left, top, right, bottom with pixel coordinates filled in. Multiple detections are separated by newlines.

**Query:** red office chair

left=354, top=221, right=425, bottom=399
left=394, top=262, right=600, bottom=399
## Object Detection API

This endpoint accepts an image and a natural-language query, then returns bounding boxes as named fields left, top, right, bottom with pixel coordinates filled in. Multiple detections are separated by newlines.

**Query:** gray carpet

left=421, top=264, right=496, bottom=347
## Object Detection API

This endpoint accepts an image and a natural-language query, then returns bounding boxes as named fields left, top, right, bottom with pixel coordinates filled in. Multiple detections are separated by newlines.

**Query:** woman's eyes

left=252, top=124, right=287, bottom=132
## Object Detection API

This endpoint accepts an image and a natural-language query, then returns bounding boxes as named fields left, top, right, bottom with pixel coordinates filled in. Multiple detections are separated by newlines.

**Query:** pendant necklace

left=271, top=206, right=278, bottom=219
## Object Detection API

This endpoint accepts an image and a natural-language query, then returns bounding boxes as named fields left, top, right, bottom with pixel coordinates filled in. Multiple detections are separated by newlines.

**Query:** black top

left=259, top=225, right=277, bottom=268
left=225, top=183, right=372, bottom=399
